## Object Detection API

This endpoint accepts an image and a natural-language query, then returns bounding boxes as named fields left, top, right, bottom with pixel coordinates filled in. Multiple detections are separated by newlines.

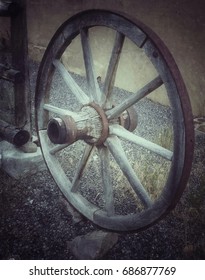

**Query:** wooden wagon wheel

left=35, top=10, right=194, bottom=231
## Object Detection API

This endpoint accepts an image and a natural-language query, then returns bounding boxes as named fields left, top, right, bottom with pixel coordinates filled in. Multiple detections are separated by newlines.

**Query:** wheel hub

left=47, top=102, right=137, bottom=145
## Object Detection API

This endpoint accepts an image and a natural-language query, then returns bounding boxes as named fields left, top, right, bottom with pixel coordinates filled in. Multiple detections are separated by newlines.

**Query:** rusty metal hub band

left=47, top=102, right=138, bottom=146
left=85, top=102, right=109, bottom=146
left=47, top=102, right=109, bottom=145
left=47, top=116, right=77, bottom=144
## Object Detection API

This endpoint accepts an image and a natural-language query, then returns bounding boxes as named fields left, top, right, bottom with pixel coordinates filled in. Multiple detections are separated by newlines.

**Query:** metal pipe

left=47, top=116, right=77, bottom=145
left=0, top=119, right=30, bottom=146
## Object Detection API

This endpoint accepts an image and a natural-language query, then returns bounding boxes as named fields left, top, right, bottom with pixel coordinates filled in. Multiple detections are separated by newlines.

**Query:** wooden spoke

left=39, top=130, right=72, bottom=184
left=70, top=145, right=94, bottom=193
left=99, top=146, right=115, bottom=216
left=103, top=32, right=125, bottom=101
left=80, top=28, right=103, bottom=104
left=38, top=129, right=70, bottom=155
left=43, top=104, right=79, bottom=118
left=110, top=124, right=173, bottom=161
left=49, top=143, right=70, bottom=155
left=43, top=103, right=93, bottom=124
left=53, top=59, right=90, bottom=105
left=106, top=76, right=163, bottom=120
left=105, top=136, right=152, bottom=208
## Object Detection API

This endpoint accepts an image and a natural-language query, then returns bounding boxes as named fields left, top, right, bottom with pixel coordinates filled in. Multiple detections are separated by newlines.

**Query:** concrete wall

left=0, top=0, right=204, bottom=116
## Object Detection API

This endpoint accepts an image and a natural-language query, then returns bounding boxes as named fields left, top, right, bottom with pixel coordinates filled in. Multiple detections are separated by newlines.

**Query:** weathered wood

left=99, top=146, right=115, bottom=216
left=109, top=124, right=173, bottom=161
left=53, top=59, right=90, bottom=105
left=39, top=129, right=99, bottom=221
left=105, top=136, right=152, bottom=208
left=49, top=143, right=70, bottom=155
left=107, top=75, right=163, bottom=120
left=80, top=28, right=103, bottom=104
left=71, top=145, right=93, bottom=192
left=43, top=103, right=79, bottom=119
left=10, top=0, right=31, bottom=131
left=0, top=0, right=20, bottom=17
left=0, top=107, right=15, bottom=125
left=0, top=63, right=22, bottom=82
left=103, top=31, right=125, bottom=100
left=44, top=103, right=100, bottom=124
left=35, top=9, right=194, bottom=231
left=47, top=104, right=103, bottom=145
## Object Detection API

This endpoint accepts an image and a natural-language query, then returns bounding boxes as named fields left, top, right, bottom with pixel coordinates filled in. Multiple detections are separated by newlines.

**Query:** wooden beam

left=0, top=0, right=20, bottom=17
left=10, top=0, right=31, bottom=131
left=0, top=63, right=22, bottom=82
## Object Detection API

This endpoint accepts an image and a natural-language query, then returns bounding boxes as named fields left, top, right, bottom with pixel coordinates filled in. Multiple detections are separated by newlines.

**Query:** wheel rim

left=35, top=10, right=194, bottom=231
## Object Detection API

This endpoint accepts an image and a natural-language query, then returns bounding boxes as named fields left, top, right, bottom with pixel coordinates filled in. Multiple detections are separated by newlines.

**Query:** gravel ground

left=0, top=61, right=204, bottom=260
